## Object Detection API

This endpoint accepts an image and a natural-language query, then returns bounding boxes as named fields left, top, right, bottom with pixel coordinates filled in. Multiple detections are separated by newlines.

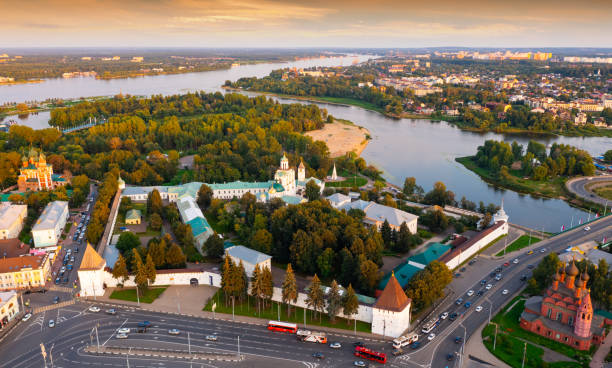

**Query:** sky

left=1, top=0, right=612, bottom=48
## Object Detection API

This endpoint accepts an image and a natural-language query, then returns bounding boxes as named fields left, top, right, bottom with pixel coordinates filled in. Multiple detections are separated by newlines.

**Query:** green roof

left=125, top=209, right=141, bottom=220
left=409, top=243, right=450, bottom=266
left=208, top=180, right=275, bottom=190
left=187, top=216, right=212, bottom=237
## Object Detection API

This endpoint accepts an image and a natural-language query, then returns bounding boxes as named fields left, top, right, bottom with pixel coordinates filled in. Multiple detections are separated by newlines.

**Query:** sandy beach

left=305, top=120, right=370, bottom=158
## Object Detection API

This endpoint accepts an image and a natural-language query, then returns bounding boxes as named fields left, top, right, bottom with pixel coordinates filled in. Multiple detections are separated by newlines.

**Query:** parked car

left=353, top=361, right=367, bottom=367
left=584, top=226, right=591, bottom=231
left=22, top=313, right=32, bottom=322
left=480, top=279, right=487, bottom=285
left=513, top=258, right=519, bottom=264
left=446, top=353, right=455, bottom=361
left=352, top=342, right=364, bottom=348
left=410, top=341, right=421, bottom=349
left=503, top=262, right=510, bottom=267
left=464, top=302, right=472, bottom=308
left=455, top=298, right=463, bottom=305
left=476, top=290, right=484, bottom=296
left=449, top=312, right=458, bottom=321
left=502, top=289, right=509, bottom=295
left=527, top=250, right=534, bottom=255
left=454, top=336, right=463, bottom=344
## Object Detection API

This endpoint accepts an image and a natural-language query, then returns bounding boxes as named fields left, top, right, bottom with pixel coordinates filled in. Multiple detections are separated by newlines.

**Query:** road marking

left=103, top=318, right=128, bottom=346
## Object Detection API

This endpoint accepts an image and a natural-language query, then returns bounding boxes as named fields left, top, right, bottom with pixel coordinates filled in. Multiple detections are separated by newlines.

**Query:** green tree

left=604, top=150, right=612, bottom=164
left=197, top=184, right=213, bottom=209
left=403, top=177, right=416, bottom=195
left=116, top=231, right=141, bottom=254
left=380, top=219, right=392, bottom=248
left=147, top=189, right=163, bottom=215
left=132, top=251, right=148, bottom=294
left=342, top=284, right=359, bottom=325
left=305, top=179, right=321, bottom=201
left=326, top=280, right=342, bottom=323
left=528, top=253, right=562, bottom=294
left=148, top=239, right=167, bottom=268
left=112, top=254, right=128, bottom=286
left=149, top=213, right=162, bottom=231
left=306, top=274, right=325, bottom=321
left=358, top=257, right=382, bottom=295
left=119, top=197, right=133, bottom=216
left=204, top=233, right=224, bottom=259
left=281, top=264, right=298, bottom=318
left=250, top=229, right=273, bottom=254
left=393, top=222, right=413, bottom=253
left=316, top=248, right=335, bottom=279
left=144, top=254, right=156, bottom=285
left=250, top=264, right=263, bottom=314
left=165, top=243, right=186, bottom=268
left=406, top=260, right=452, bottom=311
left=221, top=256, right=233, bottom=305
left=261, top=266, right=274, bottom=309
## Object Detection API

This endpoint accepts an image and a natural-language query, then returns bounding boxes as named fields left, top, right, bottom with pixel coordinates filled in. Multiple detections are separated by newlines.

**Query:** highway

left=566, top=175, right=612, bottom=207
left=0, top=301, right=391, bottom=368
left=391, top=215, right=612, bottom=368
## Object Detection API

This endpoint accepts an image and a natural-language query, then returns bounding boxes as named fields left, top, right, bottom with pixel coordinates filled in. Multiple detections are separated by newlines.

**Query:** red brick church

left=520, top=261, right=609, bottom=350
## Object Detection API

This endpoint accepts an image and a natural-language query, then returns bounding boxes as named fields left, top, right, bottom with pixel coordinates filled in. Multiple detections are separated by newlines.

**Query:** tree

left=327, top=280, right=342, bottom=323
left=148, top=238, right=167, bottom=268
left=237, top=261, right=248, bottom=303
left=359, top=257, right=382, bottom=295
left=403, top=177, right=416, bottom=195
left=116, top=231, right=141, bottom=254
left=132, top=251, right=148, bottom=294
left=147, top=189, right=163, bottom=215
left=342, top=284, right=359, bottom=325
left=305, top=179, right=320, bottom=201
left=149, top=213, right=162, bottom=231
left=165, top=243, right=186, bottom=268
left=281, top=264, right=298, bottom=318
left=316, top=248, right=335, bottom=278
left=604, top=150, right=612, bottom=164
left=221, top=256, right=233, bottom=305
left=112, top=254, right=128, bottom=286
left=250, top=229, right=273, bottom=254
left=197, top=184, right=213, bottom=209
left=406, top=260, right=452, bottom=311
left=481, top=213, right=493, bottom=229
left=528, top=253, right=562, bottom=294
left=424, top=181, right=455, bottom=206
left=380, top=220, right=392, bottom=248
left=250, top=264, right=263, bottom=314
left=204, top=233, right=224, bottom=259
left=261, top=266, right=274, bottom=309
left=394, top=222, right=413, bottom=253
left=119, top=197, right=132, bottom=216
left=306, top=274, right=325, bottom=321
left=144, top=254, right=157, bottom=285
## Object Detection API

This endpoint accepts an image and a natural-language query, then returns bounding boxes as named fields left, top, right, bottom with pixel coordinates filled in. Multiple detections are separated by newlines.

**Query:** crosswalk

left=302, top=362, right=319, bottom=368
left=49, top=285, right=74, bottom=293
left=32, top=300, right=75, bottom=314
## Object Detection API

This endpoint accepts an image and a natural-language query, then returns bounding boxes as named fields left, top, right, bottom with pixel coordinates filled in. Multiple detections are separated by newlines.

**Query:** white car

left=116, top=333, right=128, bottom=339
left=329, top=342, right=342, bottom=349
left=512, top=258, right=519, bottom=264
left=354, top=362, right=367, bottom=367
left=22, top=313, right=32, bottom=322
left=485, top=284, right=493, bottom=290
left=427, top=333, right=436, bottom=341
left=88, top=306, right=101, bottom=313
left=48, top=320, right=55, bottom=328
left=502, top=289, right=509, bottom=295
left=206, top=335, right=218, bottom=341
left=584, top=226, right=591, bottom=231
left=117, top=327, right=130, bottom=334
left=168, top=329, right=181, bottom=335
left=467, top=290, right=474, bottom=297
left=440, top=312, right=449, bottom=320
left=475, top=306, right=483, bottom=312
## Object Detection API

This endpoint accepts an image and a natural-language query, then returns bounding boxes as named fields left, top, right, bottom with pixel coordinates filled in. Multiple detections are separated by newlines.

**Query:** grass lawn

left=456, top=156, right=566, bottom=199
left=204, top=289, right=371, bottom=333
left=482, top=296, right=593, bottom=367
left=495, top=235, right=541, bottom=256
left=594, top=185, right=612, bottom=201
left=109, top=287, right=168, bottom=304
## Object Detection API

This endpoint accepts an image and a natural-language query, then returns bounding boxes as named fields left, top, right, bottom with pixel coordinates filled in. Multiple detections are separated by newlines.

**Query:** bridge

left=60, top=117, right=107, bottom=134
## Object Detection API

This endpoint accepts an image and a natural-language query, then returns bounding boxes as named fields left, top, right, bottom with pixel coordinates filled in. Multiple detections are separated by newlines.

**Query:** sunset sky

left=2, top=0, right=611, bottom=48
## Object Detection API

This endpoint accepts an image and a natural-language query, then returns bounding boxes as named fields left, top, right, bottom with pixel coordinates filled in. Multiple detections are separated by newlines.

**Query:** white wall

left=371, top=304, right=411, bottom=338
left=445, top=221, right=508, bottom=269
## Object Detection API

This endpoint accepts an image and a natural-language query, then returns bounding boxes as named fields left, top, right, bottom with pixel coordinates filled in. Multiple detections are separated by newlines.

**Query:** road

left=566, top=176, right=612, bottom=207
left=0, top=301, right=391, bottom=368
left=392, top=215, right=612, bottom=368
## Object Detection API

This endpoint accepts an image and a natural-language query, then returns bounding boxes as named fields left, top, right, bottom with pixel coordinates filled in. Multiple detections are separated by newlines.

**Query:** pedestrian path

left=32, top=300, right=75, bottom=314
left=49, top=285, right=73, bottom=293
left=591, top=329, right=612, bottom=368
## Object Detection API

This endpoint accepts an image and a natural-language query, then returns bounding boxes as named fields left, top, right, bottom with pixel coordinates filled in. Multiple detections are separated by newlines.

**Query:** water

left=2, top=55, right=607, bottom=232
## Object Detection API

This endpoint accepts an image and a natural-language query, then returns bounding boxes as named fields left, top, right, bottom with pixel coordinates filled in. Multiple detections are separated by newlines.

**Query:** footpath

left=84, top=345, right=242, bottom=362
left=591, top=330, right=612, bottom=368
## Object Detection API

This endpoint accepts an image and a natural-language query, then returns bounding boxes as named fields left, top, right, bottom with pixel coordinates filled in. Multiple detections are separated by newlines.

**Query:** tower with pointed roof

left=331, top=163, right=338, bottom=181
left=17, top=148, right=66, bottom=192
left=77, top=243, right=107, bottom=297
left=298, top=160, right=305, bottom=182
left=371, top=272, right=412, bottom=337
left=274, top=153, right=296, bottom=195
left=574, top=292, right=593, bottom=338
left=493, top=198, right=509, bottom=224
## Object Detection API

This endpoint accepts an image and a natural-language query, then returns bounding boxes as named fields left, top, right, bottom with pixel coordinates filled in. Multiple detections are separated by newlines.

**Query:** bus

left=296, top=329, right=327, bottom=344
left=267, top=321, right=298, bottom=333
left=421, top=318, right=440, bottom=334
left=354, top=346, right=387, bottom=364
left=392, top=333, right=419, bottom=349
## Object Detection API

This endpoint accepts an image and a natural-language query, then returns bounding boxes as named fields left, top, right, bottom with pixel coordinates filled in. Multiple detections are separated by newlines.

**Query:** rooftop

left=32, top=201, right=68, bottom=232
left=0, top=204, right=27, bottom=230
left=374, top=273, right=411, bottom=312
left=0, top=291, right=17, bottom=307
left=0, top=254, right=46, bottom=274
left=438, top=221, right=505, bottom=264
left=0, top=238, right=29, bottom=258
left=79, top=244, right=106, bottom=271
left=226, top=245, right=272, bottom=266
left=125, top=209, right=141, bottom=221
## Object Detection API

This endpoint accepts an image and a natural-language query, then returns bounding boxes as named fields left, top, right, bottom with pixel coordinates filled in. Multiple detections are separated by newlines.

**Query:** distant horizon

left=2, top=0, right=611, bottom=48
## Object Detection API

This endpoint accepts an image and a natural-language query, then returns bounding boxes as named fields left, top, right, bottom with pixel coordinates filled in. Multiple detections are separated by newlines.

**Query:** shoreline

left=0, top=79, right=44, bottom=86
left=305, top=119, right=370, bottom=158
left=223, top=86, right=612, bottom=138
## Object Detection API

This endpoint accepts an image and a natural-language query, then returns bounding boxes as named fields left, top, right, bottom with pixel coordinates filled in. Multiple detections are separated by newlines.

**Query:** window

left=546, top=309, right=552, bottom=318
left=568, top=316, right=573, bottom=326
left=564, top=337, right=568, bottom=342
left=556, top=313, right=562, bottom=321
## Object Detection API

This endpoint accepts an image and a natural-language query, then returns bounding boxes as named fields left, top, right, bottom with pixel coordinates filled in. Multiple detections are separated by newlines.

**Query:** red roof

left=438, top=221, right=505, bottom=264
left=374, top=272, right=411, bottom=312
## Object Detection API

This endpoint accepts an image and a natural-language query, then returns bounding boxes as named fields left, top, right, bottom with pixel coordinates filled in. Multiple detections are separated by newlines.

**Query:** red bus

left=267, top=321, right=298, bottom=333
left=354, top=346, right=387, bottom=364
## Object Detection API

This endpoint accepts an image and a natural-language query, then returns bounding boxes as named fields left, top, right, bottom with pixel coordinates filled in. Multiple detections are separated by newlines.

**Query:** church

left=17, top=148, right=67, bottom=192
left=520, top=261, right=609, bottom=350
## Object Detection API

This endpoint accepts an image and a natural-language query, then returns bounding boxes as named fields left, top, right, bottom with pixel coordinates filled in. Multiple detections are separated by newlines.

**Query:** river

left=2, top=55, right=607, bottom=232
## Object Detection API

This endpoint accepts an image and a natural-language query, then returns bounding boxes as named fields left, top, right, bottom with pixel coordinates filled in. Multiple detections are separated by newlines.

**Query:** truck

left=392, top=333, right=419, bottom=349
left=296, top=329, right=327, bottom=344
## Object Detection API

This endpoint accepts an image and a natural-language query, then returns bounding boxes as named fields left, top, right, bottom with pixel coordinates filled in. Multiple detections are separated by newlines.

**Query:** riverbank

left=0, top=79, right=44, bottom=86
left=305, top=119, right=370, bottom=158
left=456, top=156, right=568, bottom=199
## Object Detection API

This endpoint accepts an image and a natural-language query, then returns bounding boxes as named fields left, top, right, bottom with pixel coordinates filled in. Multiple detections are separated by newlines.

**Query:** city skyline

left=2, top=0, right=612, bottom=48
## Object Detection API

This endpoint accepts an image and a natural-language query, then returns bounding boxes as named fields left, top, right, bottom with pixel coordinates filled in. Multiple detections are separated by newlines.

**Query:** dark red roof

left=438, top=221, right=505, bottom=264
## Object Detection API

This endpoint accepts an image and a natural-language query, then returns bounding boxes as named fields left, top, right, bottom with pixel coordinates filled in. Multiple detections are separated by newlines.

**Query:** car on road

left=352, top=342, right=364, bottom=348
left=460, top=267, right=466, bottom=272
left=116, top=333, right=128, bottom=339
left=106, top=309, right=116, bottom=315
left=54, top=277, right=60, bottom=284
left=53, top=296, right=60, bottom=304
left=513, top=258, right=519, bottom=264
left=527, top=250, right=534, bottom=255
left=464, top=302, right=472, bottom=308
left=469, top=260, right=476, bottom=265
left=88, top=306, right=100, bottom=312
left=168, top=329, right=181, bottom=335
left=410, top=342, right=421, bottom=349
left=467, top=290, right=474, bottom=297
left=440, top=312, right=449, bottom=320
left=528, top=264, right=535, bottom=269
left=476, top=290, right=484, bottom=296
left=22, top=313, right=32, bottom=322
left=446, top=353, right=455, bottom=361
left=62, top=277, right=69, bottom=284
left=495, top=274, right=503, bottom=281
left=66, top=264, right=73, bottom=270
left=475, top=306, right=483, bottom=312
left=329, top=342, right=341, bottom=349
left=48, top=320, right=55, bottom=328
left=117, top=328, right=130, bottom=334
left=455, top=298, right=463, bottom=305
left=520, top=275, right=528, bottom=281
left=502, top=289, right=509, bottom=295
left=206, top=335, right=218, bottom=341
left=540, top=248, right=546, bottom=253
left=449, top=312, right=458, bottom=321
left=427, top=333, right=436, bottom=341
left=584, top=226, right=591, bottom=231
left=495, top=267, right=502, bottom=273
left=480, top=279, right=487, bottom=285
left=489, top=272, right=496, bottom=278
left=503, top=262, right=510, bottom=267
left=353, top=361, right=367, bottom=367
left=454, top=273, right=461, bottom=278
left=454, top=336, right=463, bottom=344
left=392, top=348, right=403, bottom=356
left=312, top=352, right=325, bottom=360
